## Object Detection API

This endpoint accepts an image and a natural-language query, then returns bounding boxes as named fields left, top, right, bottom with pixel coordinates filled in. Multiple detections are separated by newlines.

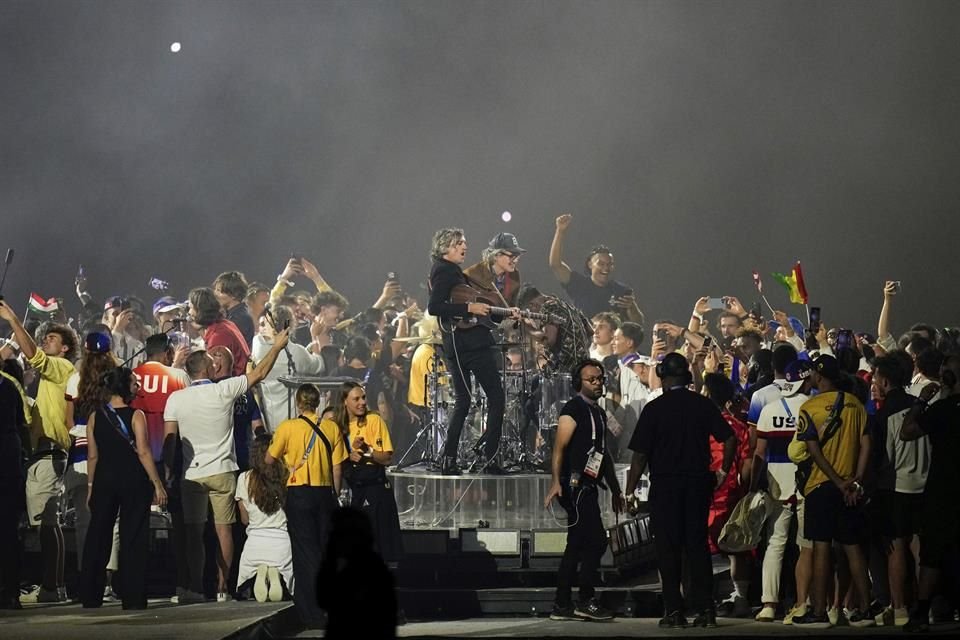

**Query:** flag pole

left=761, top=294, right=776, bottom=316
left=805, top=303, right=811, bottom=326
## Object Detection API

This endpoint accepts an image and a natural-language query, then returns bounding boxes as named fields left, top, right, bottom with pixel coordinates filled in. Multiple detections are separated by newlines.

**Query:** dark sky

left=2, top=0, right=959, bottom=336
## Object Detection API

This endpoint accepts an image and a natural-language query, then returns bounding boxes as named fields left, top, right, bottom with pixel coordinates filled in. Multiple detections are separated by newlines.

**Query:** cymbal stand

left=395, top=348, right=446, bottom=471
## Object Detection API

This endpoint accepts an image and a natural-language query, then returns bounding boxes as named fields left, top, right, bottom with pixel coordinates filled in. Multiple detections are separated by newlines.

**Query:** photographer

left=102, top=296, right=145, bottom=367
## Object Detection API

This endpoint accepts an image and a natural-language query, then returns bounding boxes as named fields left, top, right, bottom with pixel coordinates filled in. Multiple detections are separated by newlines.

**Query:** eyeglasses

left=500, top=252, right=519, bottom=260
left=581, top=375, right=605, bottom=384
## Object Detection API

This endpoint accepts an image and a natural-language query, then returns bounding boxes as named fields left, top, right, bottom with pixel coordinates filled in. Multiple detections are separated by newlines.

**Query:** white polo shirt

left=164, top=376, right=248, bottom=480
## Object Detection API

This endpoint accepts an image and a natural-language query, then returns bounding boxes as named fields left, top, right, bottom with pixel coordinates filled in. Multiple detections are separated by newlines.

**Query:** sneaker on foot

left=828, top=606, right=845, bottom=626
left=216, top=591, right=231, bottom=603
left=792, top=610, right=833, bottom=629
left=102, top=586, right=119, bottom=603
left=875, top=605, right=894, bottom=626
left=658, top=610, right=687, bottom=628
left=574, top=598, right=614, bottom=621
left=893, top=607, right=910, bottom=626
left=693, top=608, right=718, bottom=627
left=19, top=586, right=60, bottom=604
left=755, top=605, right=776, bottom=622
left=266, top=566, right=283, bottom=602
left=847, top=608, right=875, bottom=627
left=549, top=603, right=579, bottom=621
left=783, top=603, right=807, bottom=625
left=253, top=565, right=269, bottom=603
left=175, top=589, right=205, bottom=604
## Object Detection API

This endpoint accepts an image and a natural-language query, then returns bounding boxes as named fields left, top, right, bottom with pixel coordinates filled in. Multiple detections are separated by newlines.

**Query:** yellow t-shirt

left=268, top=412, right=347, bottom=487
left=796, top=391, right=867, bottom=496
left=27, top=350, right=75, bottom=452
left=349, top=413, right=394, bottom=453
left=407, top=344, right=444, bottom=407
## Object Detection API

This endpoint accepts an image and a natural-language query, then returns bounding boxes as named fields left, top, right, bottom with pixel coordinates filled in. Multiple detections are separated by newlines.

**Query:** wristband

left=691, top=311, right=703, bottom=322
left=276, top=276, right=294, bottom=287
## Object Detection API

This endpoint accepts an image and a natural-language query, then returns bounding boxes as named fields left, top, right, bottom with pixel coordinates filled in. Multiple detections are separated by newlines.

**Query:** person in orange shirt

left=132, top=335, right=190, bottom=462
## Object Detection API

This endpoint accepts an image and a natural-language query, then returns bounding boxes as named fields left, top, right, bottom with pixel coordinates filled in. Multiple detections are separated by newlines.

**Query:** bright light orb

left=501, top=211, right=512, bottom=222
left=170, top=42, right=181, bottom=53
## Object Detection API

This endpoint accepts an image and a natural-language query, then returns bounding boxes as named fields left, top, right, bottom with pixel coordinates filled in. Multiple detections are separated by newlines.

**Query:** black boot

left=440, top=456, right=462, bottom=476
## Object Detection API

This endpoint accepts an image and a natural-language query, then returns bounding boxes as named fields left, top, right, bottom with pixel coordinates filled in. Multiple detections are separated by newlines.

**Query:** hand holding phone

left=707, top=297, right=725, bottom=311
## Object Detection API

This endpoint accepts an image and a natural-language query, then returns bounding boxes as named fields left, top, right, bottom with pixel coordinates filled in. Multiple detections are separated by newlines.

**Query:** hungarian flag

left=27, top=293, right=59, bottom=314
left=772, top=262, right=809, bottom=305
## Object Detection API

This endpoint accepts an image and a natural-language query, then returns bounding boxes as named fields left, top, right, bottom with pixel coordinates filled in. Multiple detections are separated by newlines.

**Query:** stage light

left=170, top=42, right=181, bottom=53
left=501, top=211, right=512, bottom=222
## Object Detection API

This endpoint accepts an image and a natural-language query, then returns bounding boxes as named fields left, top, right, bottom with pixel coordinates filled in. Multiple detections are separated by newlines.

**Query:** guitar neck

left=489, top=306, right=548, bottom=321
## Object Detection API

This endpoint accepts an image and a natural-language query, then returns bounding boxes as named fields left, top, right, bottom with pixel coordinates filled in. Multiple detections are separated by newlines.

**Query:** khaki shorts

left=25, top=456, right=66, bottom=526
left=795, top=497, right=812, bottom=550
left=181, top=472, right=237, bottom=525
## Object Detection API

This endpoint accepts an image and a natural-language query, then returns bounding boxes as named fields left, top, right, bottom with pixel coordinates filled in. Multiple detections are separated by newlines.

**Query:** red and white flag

left=27, top=293, right=59, bottom=314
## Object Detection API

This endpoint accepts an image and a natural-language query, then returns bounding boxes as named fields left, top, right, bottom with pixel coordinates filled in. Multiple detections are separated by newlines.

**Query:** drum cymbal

left=393, top=335, right=442, bottom=345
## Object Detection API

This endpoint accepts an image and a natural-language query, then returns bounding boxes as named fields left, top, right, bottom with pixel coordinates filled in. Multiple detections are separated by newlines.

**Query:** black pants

left=0, top=478, right=24, bottom=603
left=286, top=485, right=336, bottom=628
left=555, top=485, right=607, bottom=606
left=443, top=346, right=504, bottom=459
left=79, top=477, right=153, bottom=608
left=649, top=474, right=714, bottom=614
left=351, top=481, right=403, bottom=563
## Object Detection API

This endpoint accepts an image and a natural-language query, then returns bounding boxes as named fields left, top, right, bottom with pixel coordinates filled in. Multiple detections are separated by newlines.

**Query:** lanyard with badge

left=582, top=401, right=606, bottom=480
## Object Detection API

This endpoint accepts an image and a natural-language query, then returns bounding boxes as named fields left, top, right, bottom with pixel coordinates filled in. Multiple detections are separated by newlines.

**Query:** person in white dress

left=235, top=434, right=294, bottom=602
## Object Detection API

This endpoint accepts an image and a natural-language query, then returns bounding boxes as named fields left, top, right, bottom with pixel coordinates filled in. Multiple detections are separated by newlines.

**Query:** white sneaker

left=103, top=586, right=119, bottom=603
left=19, top=586, right=61, bottom=604
left=755, top=605, right=776, bottom=622
left=893, top=607, right=910, bottom=626
left=875, top=606, right=894, bottom=626
left=253, top=565, right=268, bottom=603
left=266, top=566, right=283, bottom=602
left=783, top=603, right=806, bottom=625
left=216, top=591, right=231, bottom=603
left=827, top=606, right=840, bottom=626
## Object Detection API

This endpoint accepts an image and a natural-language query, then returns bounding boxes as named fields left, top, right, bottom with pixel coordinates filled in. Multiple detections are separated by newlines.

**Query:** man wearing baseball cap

left=753, top=359, right=814, bottom=622
left=792, top=355, right=873, bottom=628
left=463, top=232, right=526, bottom=306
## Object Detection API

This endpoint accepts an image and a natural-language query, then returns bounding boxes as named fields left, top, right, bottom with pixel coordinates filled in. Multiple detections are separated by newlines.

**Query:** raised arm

left=0, top=300, right=38, bottom=359
left=877, top=280, right=898, bottom=344
left=245, top=328, right=290, bottom=387
left=548, top=214, right=574, bottom=284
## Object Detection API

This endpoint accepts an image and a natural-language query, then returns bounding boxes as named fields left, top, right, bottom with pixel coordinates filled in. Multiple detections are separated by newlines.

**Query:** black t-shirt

left=558, top=395, right=609, bottom=483
left=561, top=271, right=632, bottom=319
left=628, top=388, right=734, bottom=478
left=226, top=302, right=256, bottom=348
left=918, top=395, right=960, bottom=496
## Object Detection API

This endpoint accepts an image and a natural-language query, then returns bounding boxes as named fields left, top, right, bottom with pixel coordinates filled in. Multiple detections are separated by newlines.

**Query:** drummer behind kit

left=394, top=283, right=573, bottom=474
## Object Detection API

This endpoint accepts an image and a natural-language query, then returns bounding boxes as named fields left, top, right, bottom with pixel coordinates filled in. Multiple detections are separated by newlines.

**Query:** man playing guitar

left=427, top=228, right=520, bottom=475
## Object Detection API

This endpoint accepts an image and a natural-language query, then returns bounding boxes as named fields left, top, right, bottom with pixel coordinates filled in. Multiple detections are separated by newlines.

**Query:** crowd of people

left=0, top=213, right=958, bottom=635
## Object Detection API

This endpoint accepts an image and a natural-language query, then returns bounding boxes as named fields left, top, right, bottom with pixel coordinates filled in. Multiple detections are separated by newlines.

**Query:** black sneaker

left=692, top=609, right=718, bottom=628
left=574, top=598, right=614, bottom=621
left=658, top=610, right=687, bottom=628
left=549, top=603, right=579, bottom=621
left=792, top=610, right=833, bottom=629
left=902, top=616, right=930, bottom=633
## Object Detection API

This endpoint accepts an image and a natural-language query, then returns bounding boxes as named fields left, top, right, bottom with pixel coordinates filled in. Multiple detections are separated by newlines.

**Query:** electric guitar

left=440, top=283, right=558, bottom=331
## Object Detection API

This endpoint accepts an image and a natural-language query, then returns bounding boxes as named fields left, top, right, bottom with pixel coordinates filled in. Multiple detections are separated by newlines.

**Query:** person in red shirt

left=189, top=287, right=250, bottom=376
left=702, top=373, right=752, bottom=617
left=132, top=335, right=190, bottom=461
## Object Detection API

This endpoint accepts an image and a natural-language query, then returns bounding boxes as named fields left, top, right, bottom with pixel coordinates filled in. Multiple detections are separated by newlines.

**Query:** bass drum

left=539, top=372, right=573, bottom=427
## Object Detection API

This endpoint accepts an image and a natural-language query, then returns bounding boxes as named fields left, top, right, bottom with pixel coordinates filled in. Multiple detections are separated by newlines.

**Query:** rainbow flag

left=27, top=293, right=59, bottom=314
left=772, top=262, right=809, bottom=305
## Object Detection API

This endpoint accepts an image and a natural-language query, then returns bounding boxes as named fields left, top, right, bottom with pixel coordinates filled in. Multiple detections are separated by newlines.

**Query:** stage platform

left=389, top=464, right=640, bottom=531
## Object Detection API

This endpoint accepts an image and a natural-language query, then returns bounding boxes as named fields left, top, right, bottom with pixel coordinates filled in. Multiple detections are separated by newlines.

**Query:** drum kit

left=394, top=335, right=575, bottom=474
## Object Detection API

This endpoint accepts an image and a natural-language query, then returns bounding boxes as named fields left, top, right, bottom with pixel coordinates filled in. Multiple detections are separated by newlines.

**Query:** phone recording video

left=809, top=306, right=822, bottom=334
